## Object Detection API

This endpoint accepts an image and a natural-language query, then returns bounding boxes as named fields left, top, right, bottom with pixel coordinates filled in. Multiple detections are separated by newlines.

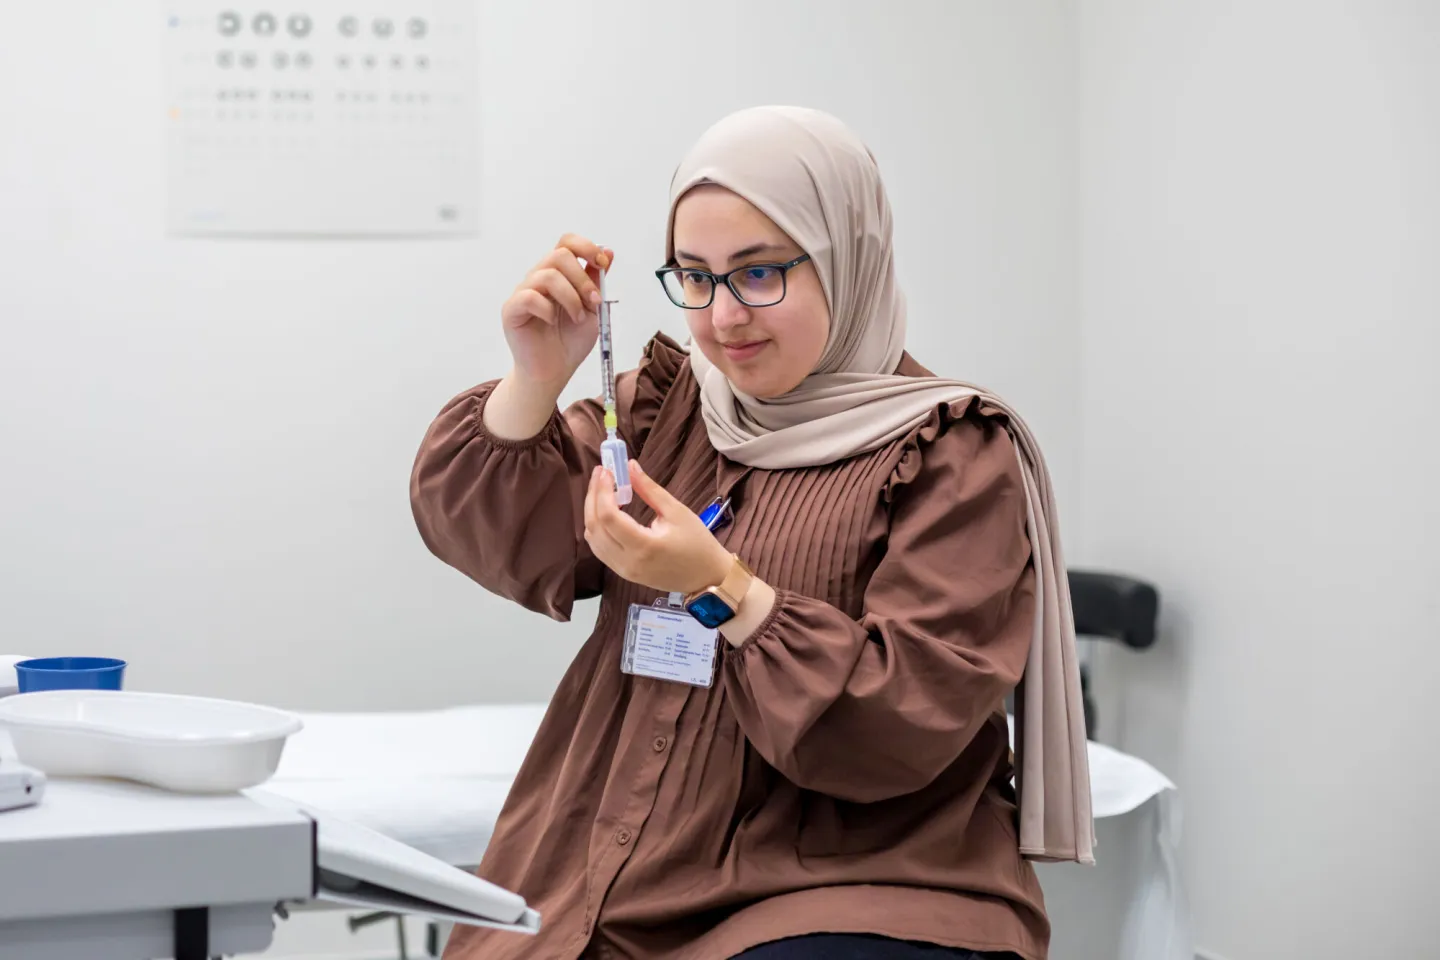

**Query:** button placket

left=585, top=686, right=689, bottom=942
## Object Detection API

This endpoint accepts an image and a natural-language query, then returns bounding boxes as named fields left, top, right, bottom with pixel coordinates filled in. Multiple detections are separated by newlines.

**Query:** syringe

left=596, top=264, right=632, bottom=506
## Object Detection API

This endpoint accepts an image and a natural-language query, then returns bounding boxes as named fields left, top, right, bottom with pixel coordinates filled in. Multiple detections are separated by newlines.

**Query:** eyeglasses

left=655, top=254, right=812, bottom=309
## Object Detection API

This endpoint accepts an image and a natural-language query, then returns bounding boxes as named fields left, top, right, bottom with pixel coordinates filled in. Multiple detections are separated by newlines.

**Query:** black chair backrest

left=1067, top=570, right=1159, bottom=650
left=1003, top=570, right=1159, bottom=737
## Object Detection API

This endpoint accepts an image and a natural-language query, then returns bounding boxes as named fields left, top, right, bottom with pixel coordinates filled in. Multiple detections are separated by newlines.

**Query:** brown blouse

left=409, top=333, right=1048, bottom=960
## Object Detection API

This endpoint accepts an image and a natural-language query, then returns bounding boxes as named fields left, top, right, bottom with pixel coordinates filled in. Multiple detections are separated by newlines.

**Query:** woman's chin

left=696, top=343, right=806, bottom=399
left=723, top=367, right=800, bottom=400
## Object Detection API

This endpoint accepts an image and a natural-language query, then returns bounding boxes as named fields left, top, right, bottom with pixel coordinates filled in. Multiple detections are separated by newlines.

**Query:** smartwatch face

left=686, top=591, right=734, bottom=629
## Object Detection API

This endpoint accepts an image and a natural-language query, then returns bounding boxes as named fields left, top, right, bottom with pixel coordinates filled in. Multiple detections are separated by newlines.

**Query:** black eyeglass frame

left=654, top=253, right=812, bottom=309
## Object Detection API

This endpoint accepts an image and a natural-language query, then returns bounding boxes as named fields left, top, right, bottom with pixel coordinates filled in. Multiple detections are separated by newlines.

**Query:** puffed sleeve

left=721, top=400, right=1036, bottom=803
left=409, top=334, right=685, bottom=621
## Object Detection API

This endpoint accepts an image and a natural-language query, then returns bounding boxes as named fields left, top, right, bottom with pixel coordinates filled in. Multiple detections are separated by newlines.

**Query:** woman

left=410, top=106, right=1088, bottom=960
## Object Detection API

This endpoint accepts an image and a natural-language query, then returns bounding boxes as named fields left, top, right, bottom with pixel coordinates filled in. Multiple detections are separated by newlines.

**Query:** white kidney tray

left=0, top=690, right=303, bottom=793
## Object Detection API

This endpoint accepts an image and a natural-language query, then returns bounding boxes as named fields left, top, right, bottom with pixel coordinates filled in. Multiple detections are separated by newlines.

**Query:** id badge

left=621, top=600, right=719, bottom=688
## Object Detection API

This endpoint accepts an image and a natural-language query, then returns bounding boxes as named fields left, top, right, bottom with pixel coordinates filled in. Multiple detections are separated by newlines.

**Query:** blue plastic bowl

left=15, top=657, right=127, bottom=693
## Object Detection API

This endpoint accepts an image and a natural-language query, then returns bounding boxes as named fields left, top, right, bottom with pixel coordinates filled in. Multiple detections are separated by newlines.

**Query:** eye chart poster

left=163, top=2, right=478, bottom=237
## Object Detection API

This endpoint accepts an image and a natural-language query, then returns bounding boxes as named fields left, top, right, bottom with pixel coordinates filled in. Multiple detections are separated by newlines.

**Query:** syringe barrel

left=598, top=301, right=617, bottom=407
left=597, top=264, right=618, bottom=408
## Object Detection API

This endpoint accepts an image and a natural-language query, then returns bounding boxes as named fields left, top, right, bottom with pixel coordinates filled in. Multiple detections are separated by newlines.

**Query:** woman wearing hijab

left=411, top=106, right=1090, bottom=960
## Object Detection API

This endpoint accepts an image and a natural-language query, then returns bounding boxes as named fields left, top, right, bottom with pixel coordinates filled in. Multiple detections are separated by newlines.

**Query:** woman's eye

left=744, top=266, right=778, bottom=283
left=681, top=270, right=710, bottom=287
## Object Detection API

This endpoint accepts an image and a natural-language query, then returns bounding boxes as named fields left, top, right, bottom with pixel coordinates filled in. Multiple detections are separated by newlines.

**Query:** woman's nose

left=710, top=283, right=750, bottom=332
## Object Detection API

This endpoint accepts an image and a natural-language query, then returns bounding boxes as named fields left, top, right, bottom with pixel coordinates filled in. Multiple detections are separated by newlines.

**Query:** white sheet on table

left=273, top=704, right=548, bottom=780
left=277, top=705, right=1178, bottom=813
left=267, top=704, right=1192, bottom=960
left=266, top=704, right=547, bottom=866
left=1078, top=738, right=1176, bottom=819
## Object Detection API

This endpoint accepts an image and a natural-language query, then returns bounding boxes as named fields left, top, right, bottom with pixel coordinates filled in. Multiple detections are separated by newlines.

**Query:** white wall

left=1077, top=3, right=1440, bottom=958
left=0, top=1, right=1078, bottom=710
left=8, top=2, right=1439, bottom=956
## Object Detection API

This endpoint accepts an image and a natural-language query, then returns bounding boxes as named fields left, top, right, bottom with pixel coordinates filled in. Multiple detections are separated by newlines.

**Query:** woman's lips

left=721, top=340, right=768, bottom=362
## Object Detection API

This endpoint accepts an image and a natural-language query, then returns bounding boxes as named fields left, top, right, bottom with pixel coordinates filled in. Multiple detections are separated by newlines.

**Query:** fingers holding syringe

left=556, top=234, right=612, bottom=267
left=541, top=245, right=604, bottom=314
left=583, top=466, right=632, bottom=567
left=555, top=234, right=614, bottom=289
left=531, top=267, right=587, bottom=325
left=590, top=246, right=615, bottom=280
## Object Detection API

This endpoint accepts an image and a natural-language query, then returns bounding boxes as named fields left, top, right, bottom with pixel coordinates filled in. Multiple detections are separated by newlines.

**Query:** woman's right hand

left=501, top=234, right=613, bottom=388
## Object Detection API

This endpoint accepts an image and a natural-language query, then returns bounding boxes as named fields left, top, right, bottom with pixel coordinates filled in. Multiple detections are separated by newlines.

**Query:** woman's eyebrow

left=674, top=242, right=791, bottom=266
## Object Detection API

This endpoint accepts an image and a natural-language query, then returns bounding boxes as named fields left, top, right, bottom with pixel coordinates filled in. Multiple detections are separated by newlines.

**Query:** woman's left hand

left=584, top=460, right=733, bottom=596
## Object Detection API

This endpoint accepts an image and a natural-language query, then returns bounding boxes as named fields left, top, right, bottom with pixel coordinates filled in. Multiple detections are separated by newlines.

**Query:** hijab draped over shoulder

left=666, top=105, right=1094, bottom=864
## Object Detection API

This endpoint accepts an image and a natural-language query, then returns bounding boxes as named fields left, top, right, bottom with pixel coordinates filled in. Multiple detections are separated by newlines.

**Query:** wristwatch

left=684, top=554, right=755, bottom=629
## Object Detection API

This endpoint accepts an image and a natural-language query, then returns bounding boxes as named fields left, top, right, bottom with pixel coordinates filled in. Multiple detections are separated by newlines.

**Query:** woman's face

left=671, top=185, right=830, bottom=399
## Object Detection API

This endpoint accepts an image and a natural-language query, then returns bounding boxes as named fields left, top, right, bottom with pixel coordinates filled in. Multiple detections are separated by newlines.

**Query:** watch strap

left=687, top=554, right=754, bottom=611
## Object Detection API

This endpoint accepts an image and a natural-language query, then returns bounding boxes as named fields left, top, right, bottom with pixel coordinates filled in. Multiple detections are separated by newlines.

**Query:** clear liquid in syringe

left=598, top=281, right=617, bottom=409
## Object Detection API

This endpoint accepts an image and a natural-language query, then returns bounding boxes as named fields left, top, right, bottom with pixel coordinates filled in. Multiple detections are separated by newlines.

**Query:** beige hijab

left=667, top=105, right=1094, bottom=865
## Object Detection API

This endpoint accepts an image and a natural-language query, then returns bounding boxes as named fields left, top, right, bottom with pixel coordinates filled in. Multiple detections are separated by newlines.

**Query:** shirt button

left=652, top=736, right=668, bottom=752
left=616, top=828, right=632, bottom=846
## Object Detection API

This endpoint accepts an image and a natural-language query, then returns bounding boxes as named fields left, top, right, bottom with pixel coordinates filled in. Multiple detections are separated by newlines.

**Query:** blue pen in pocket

left=699, top=497, right=732, bottom=533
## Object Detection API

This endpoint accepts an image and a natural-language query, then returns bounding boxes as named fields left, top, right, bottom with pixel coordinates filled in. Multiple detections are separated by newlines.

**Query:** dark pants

left=731, top=934, right=1019, bottom=960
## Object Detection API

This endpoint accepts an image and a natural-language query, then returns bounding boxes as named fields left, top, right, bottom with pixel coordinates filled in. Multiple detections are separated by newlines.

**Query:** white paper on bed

left=265, top=705, right=544, bottom=866
left=245, top=787, right=539, bottom=935
left=272, top=705, right=548, bottom=780
left=1080, top=737, right=1176, bottom=819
